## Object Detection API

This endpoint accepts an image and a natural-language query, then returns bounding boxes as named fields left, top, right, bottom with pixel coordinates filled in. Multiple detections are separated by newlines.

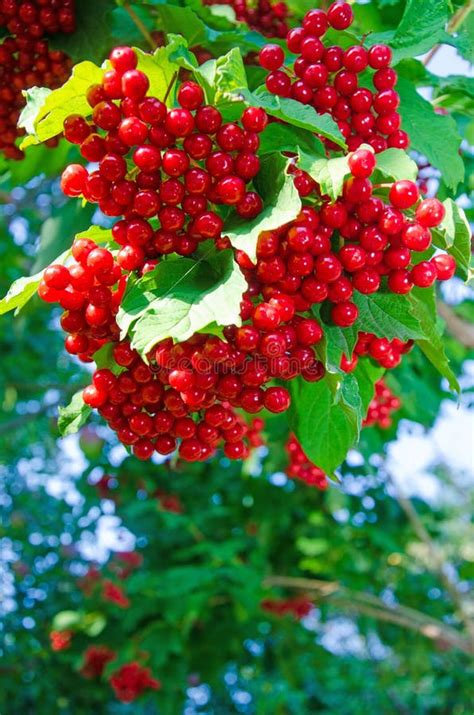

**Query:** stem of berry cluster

left=163, top=72, right=178, bottom=104
left=123, top=2, right=157, bottom=51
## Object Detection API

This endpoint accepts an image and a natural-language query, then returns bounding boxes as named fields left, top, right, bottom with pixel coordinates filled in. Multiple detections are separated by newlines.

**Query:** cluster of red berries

left=341, top=332, right=413, bottom=372
left=261, top=595, right=313, bottom=619
left=259, top=2, right=409, bottom=153
left=285, top=434, right=328, bottom=489
left=80, top=645, right=116, bottom=679
left=49, top=629, right=72, bottom=651
left=363, top=378, right=401, bottom=429
left=82, top=335, right=279, bottom=462
left=110, top=662, right=161, bottom=703
left=0, top=0, right=74, bottom=159
left=204, top=0, right=289, bottom=38
left=37, top=240, right=124, bottom=361
left=0, top=0, right=75, bottom=35
left=60, top=47, right=267, bottom=268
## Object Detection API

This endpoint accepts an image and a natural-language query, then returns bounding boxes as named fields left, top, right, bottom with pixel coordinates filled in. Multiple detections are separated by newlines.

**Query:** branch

left=123, top=3, right=157, bottom=50
left=263, top=575, right=474, bottom=655
left=424, top=0, right=473, bottom=66
left=387, top=476, right=474, bottom=649
left=437, top=301, right=474, bottom=349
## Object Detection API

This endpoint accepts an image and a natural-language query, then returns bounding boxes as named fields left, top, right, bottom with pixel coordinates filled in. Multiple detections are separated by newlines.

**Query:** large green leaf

left=226, top=153, right=302, bottom=262
left=289, top=376, right=359, bottom=474
left=58, top=390, right=92, bottom=437
left=388, top=0, right=449, bottom=63
left=239, top=89, right=346, bottom=147
left=259, top=122, right=325, bottom=156
left=117, top=247, right=247, bottom=356
left=432, top=199, right=472, bottom=281
left=397, top=78, right=464, bottom=191
left=197, top=48, right=248, bottom=104
left=19, top=61, right=104, bottom=149
left=408, top=288, right=460, bottom=392
left=353, top=292, right=425, bottom=341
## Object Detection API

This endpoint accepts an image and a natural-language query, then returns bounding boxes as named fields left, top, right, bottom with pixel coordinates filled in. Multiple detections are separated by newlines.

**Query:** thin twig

left=263, top=575, right=473, bottom=655
left=423, top=0, right=473, bottom=66
left=123, top=2, right=157, bottom=51
left=163, top=71, right=178, bottom=104
left=387, top=475, right=474, bottom=648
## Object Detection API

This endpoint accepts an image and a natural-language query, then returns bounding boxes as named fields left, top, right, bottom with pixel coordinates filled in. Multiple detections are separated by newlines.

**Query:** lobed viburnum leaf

left=225, top=153, right=302, bottom=263
left=117, top=246, right=247, bottom=357
left=258, top=122, right=326, bottom=156
left=19, top=61, right=104, bottom=149
left=397, top=78, right=464, bottom=191
left=135, top=36, right=198, bottom=105
left=353, top=291, right=426, bottom=341
left=432, top=199, right=472, bottom=281
left=197, top=48, right=248, bottom=105
left=58, top=390, right=92, bottom=437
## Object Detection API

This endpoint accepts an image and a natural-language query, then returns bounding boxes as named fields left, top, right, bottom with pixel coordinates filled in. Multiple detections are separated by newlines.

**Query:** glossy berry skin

left=263, top=387, right=291, bottom=413
left=331, top=302, right=359, bottom=327
left=259, top=44, right=285, bottom=70
left=348, top=148, right=375, bottom=178
left=327, top=2, right=354, bottom=30
left=432, top=254, right=456, bottom=280
left=416, top=198, right=446, bottom=227
left=410, top=261, right=437, bottom=288
left=389, top=180, right=419, bottom=209
left=61, top=164, right=87, bottom=197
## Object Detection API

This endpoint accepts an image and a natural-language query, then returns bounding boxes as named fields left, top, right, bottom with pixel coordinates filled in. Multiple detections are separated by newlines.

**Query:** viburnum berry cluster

left=243, top=149, right=453, bottom=333
left=0, top=0, right=75, bottom=159
left=285, top=434, right=328, bottom=489
left=205, top=0, right=289, bottom=38
left=363, top=378, right=401, bottom=429
left=61, top=48, right=267, bottom=267
left=259, top=2, right=408, bottom=153
left=341, top=332, right=413, bottom=372
left=261, top=595, right=313, bottom=619
left=36, top=33, right=456, bottom=466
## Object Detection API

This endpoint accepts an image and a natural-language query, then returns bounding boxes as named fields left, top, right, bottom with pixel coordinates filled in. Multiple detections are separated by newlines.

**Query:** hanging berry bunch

left=259, top=2, right=408, bottom=153
left=363, top=379, right=401, bottom=429
left=285, top=434, right=328, bottom=489
left=61, top=46, right=267, bottom=268
left=0, top=0, right=75, bottom=159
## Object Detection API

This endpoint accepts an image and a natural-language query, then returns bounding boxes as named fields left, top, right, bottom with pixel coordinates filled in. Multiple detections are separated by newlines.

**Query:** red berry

left=259, top=44, right=285, bottom=71
left=389, top=180, right=419, bottom=209
left=415, top=198, right=446, bottom=228
left=263, top=386, right=291, bottom=413
left=432, top=254, right=456, bottom=281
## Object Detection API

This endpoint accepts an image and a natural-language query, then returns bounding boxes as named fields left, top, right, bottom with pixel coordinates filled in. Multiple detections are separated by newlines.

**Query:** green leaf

left=323, top=322, right=360, bottom=371
left=374, top=148, right=418, bottom=182
left=397, top=77, right=464, bottom=191
left=259, top=122, right=325, bottom=156
left=134, top=39, right=191, bottom=105
left=197, top=48, right=248, bottom=104
left=19, top=61, right=104, bottom=148
left=226, top=154, right=301, bottom=262
left=353, top=292, right=425, bottom=341
left=432, top=199, right=472, bottom=281
left=58, top=390, right=91, bottom=437
left=49, top=0, right=116, bottom=64
left=353, top=359, right=384, bottom=414
left=0, top=249, right=69, bottom=316
left=117, top=247, right=247, bottom=356
left=17, top=87, right=51, bottom=135
left=75, top=225, right=114, bottom=244
left=298, top=152, right=349, bottom=202
left=408, top=288, right=460, bottom=392
left=239, top=88, right=346, bottom=147
left=389, top=0, right=449, bottom=63
left=289, top=376, right=359, bottom=473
